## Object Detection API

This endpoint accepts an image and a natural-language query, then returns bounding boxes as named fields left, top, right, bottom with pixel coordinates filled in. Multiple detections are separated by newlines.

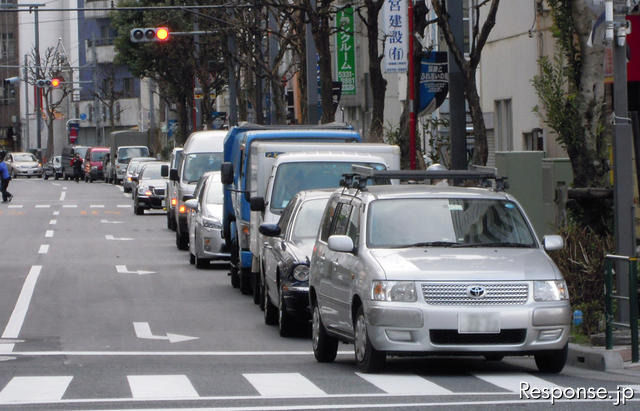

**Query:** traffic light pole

left=23, top=54, right=29, bottom=151
left=34, top=6, right=42, bottom=153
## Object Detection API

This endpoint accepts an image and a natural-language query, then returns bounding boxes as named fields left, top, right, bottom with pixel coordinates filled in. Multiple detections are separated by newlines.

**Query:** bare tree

left=28, top=46, right=72, bottom=160
left=431, top=0, right=500, bottom=166
left=94, top=65, right=127, bottom=139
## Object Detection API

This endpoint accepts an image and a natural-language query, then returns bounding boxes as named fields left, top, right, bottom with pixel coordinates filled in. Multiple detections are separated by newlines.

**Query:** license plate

left=458, top=312, right=500, bottom=334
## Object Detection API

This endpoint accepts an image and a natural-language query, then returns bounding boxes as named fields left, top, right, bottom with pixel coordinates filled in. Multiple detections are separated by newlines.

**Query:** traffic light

left=35, top=79, right=51, bottom=88
left=50, top=78, right=61, bottom=88
left=130, top=27, right=170, bottom=43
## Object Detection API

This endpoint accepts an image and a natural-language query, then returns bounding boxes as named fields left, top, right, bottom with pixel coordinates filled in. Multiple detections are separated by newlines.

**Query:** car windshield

left=271, top=162, right=386, bottom=212
left=205, top=179, right=224, bottom=205
left=14, top=154, right=37, bottom=162
left=140, top=164, right=163, bottom=180
left=291, top=198, right=330, bottom=243
left=118, top=147, right=149, bottom=163
left=366, top=198, right=536, bottom=249
left=91, top=151, right=108, bottom=162
left=183, top=153, right=223, bottom=183
left=75, top=147, right=89, bottom=159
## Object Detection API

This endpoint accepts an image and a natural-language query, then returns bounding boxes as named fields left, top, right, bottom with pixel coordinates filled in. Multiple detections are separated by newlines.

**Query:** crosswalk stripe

left=473, top=372, right=560, bottom=393
left=8, top=205, right=22, bottom=209
left=0, top=376, right=72, bottom=402
left=355, top=373, right=453, bottom=395
left=244, top=373, right=326, bottom=397
left=127, top=375, right=199, bottom=399
left=62, top=204, right=77, bottom=208
left=35, top=204, right=50, bottom=208
left=117, top=204, right=131, bottom=208
left=90, top=205, right=104, bottom=208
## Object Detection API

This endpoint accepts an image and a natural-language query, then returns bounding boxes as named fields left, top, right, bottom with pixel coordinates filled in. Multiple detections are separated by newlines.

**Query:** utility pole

left=268, top=9, right=278, bottom=124
left=610, top=0, right=636, bottom=321
left=305, top=0, right=320, bottom=124
left=446, top=0, right=467, bottom=170
left=408, top=0, right=416, bottom=169
left=226, top=8, right=238, bottom=126
left=33, top=6, right=42, bottom=153
left=92, top=35, right=101, bottom=145
left=23, top=54, right=29, bottom=151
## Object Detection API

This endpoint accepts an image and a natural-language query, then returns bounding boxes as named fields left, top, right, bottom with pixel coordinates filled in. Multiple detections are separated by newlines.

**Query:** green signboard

left=336, top=7, right=356, bottom=96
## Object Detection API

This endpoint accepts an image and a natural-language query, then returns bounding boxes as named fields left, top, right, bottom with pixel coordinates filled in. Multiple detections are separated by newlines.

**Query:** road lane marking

left=118, top=204, right=131, bottom=208
left=6, top=350, right=354, bottom=356
left=52, top=211, right=59, bottom=216
left=7, top=205, right=22, bottom=209
left=127, top=375, right=199, bottom=399
left=105, top=235, right=133, bottom=241
left=116, top=266, right=156, bottom=275
left=90, top=204, right=104, bottom=208
left=123, top=193, right=130, bottom=198
left=0, top=376, right=72, bottom=402
left=49, top=219, right=57, bottom=225
left=244, top=373, right=326, bottom=397
left=132, top=322, right=197, bottom=343
left=35, top=204, right=50, bottom=208
left=101, top=219, right=123, bottom=224
left=62, top=187, right=67, bottom=190
left=59, top=191, right=66, bottom=201
left=118, top=186, right=124, bottom=191
left=355, top=373, right=453, bottom=395
left=38, top=245, right=49, bottom=254
left=472, top=373, right=561, bottom=393
left=45, top=230, right=54, bottom=238
left=1, top=266, right=42, bottom=345
left=62, top=204, right=77, bottom=208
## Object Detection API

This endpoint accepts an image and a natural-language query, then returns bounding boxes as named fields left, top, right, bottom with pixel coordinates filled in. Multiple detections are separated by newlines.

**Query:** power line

left=0, top=4, right=255, bottom=13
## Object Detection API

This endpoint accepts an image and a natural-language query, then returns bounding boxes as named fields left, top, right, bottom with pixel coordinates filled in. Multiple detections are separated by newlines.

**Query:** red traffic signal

left=50, top=78, right=61, bottom=88
left=130, top=27, right=170, bottom=43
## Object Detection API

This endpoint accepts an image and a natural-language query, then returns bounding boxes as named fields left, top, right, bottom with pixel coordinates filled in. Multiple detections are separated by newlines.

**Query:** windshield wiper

left=403, top=241, right=459, bottom=248
left=462, top=242, right=533, bottom=248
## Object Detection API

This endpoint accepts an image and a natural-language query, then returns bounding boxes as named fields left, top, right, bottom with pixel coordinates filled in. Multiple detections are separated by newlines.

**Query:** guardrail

left=604, top=254, right=639, bottom=362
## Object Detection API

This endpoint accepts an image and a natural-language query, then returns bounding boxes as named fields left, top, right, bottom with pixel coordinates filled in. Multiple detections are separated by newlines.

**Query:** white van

left=171, top=130, right=226, bottom=250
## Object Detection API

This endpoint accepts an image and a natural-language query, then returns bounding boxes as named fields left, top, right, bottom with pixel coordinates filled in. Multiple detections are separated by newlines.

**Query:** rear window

left=118, top=147, right=149, bottom=163
left=91, top=151, right=107, bottom=162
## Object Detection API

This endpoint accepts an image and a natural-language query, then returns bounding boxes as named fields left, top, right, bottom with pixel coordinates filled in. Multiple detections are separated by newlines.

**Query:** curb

left=567, top=343, right=624, bottom=371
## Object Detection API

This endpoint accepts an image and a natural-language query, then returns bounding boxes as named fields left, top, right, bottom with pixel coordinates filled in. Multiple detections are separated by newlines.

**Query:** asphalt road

left=1, top=177, right=639, bottom=410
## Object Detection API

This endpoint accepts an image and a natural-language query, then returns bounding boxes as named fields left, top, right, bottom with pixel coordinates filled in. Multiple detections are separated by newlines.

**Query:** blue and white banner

left=383, top=0, right=408, bottom=73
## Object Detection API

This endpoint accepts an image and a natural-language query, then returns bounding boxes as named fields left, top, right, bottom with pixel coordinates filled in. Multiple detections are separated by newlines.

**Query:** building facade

left=0, top=0, right=19, bottom=151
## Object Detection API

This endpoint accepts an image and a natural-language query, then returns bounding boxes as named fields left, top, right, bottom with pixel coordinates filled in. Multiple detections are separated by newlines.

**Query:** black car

left=43, top=156, right=62, bottom=180
left=259, top=189, right=333, bottom=337
left=132, top=162, right=169, bottom=215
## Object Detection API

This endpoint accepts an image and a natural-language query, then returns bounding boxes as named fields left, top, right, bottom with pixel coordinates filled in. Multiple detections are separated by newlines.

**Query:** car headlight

left=371, top=281, right=417, bottom=302
left=533, top=280, right=569, bottom=301
left=138, top=186, right=152, bottom=196
left=203, top=216, right=222, bottom=229
left=292, top=265, right=309, bottom=282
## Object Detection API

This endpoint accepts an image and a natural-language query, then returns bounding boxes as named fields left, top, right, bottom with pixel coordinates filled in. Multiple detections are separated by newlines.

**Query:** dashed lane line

left=49, top=220, right=57, bottom=225
left=38, top=245, right=49, bottom=254
left=7, top=205, right=22, bottom=209
left=35, top=204, right=50, bottom=208
left=59, top=191, right=66, bottom=201
left=45, top=230, right=54, bottom=238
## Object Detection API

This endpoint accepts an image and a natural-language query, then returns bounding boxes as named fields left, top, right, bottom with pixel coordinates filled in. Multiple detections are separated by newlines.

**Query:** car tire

left=263, top=283, right=277, bottom=325
left=230, top=268, right=239, bottom=288
left=252, top=272, right=261, bottom=305
left=278, top=284, right=294, bottom=337
left=176, top=230, right=189, bottom=250
left=134, top=203, right=144, bottom=215
left=189, top=253, right=195, bottom=265
left=240, top=267, right=252, bottom=295
left=354, top=306, right=385, bottom=373
left=534, top=344, right=567, bottom=374
left=44, top=174, right=49, bottom=180
left=312, top=304, right=338, bottom=363
left=167, top=210, right=173, bottom=230
left=54, top=174, right=59, bottom=180
left=195, top=255, right=209, bottom=269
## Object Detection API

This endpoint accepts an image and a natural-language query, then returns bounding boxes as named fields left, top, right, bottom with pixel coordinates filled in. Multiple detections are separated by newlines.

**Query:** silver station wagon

left=309, top=170, right=570, bottom=373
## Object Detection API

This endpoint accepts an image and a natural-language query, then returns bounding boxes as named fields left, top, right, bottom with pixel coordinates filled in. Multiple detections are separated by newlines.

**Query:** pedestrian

left=71, top=153, right=83, bottom=183
left=0, top=150, right=13, bottom=203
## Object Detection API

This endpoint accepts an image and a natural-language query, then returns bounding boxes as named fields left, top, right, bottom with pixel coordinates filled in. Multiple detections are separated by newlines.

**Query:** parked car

left=123, top=157, right=156, bottom=193
left=83, top=146, right=110, bottom=182
left=309, top=169, right=570, bottom=373
left=5, top=152, right=42, bottom=178
left=184, top=172, right=229, bottom=268
left=43, top=156, right=62, bottom=180
left=260, top=189, right=332, bottom=337
left=165, top=147, right=184, bottom=231
left=61, top=145, right=89, bottom=180
left=132, top=162, right=169, bottom=215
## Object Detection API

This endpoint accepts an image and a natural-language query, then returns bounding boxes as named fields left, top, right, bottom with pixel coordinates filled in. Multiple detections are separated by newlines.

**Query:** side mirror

left=543, top=235, right=564, bottom=251
left=328, top=235, right=354, bottom=253
left=161, top=164, right=169, bottom=177
left=182, top=195, right=194, bottom=202
left=250, top=196, right=265, bottom=212
left=184, top=199, right=199, bottom=211
left=169, top=168, right=179, bottom=181
left=221, top=162, right=234, bottom=185
left=131, top=176, right=138, bottom=182
left=259, top=223, right=281, bottom=237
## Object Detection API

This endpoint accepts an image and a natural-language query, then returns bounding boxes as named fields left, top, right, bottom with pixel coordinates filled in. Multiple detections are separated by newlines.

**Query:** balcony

left=85, top=0, right=119, bottom=19
left=85, top=38, right=116, bottom=64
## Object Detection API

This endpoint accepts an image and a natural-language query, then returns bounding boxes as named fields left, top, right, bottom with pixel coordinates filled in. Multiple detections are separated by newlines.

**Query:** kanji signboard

left=383, top=0, right=408, bottom=73
left=336, top=7, right=356, bottom=96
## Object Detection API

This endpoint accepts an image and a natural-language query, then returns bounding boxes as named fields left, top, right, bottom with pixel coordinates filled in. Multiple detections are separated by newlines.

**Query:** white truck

left=245, top=142, right=401, bottom=302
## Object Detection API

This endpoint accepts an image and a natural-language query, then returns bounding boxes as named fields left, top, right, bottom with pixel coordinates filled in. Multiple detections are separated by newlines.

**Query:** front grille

left=153, top=188, right=165, bottom=196
left=430, top=329, right=526, bottom=345
left=422, top=282, right=528, bottom=306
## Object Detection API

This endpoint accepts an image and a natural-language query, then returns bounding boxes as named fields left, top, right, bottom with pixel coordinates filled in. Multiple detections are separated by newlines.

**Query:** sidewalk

left=568, top=343, right=640, bottom=375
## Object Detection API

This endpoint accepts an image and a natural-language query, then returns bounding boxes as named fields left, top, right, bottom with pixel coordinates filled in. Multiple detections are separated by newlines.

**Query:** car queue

left=18, top=123, right=571, bottom=375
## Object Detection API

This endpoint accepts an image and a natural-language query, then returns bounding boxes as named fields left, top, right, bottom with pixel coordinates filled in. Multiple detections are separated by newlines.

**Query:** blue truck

left=220, top=123, right=361, bottom=295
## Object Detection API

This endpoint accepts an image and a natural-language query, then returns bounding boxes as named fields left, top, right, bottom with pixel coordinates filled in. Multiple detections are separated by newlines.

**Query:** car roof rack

left=340, top=165, right=509, bottom=191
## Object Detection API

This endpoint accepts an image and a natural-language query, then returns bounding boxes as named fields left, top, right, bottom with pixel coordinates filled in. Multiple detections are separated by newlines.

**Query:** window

left=278, top=197, right=297, bottom=235
left=291, top=198, right=330, bottom=243
left=331, top=203, right=353, bottom=236
left=122, top=78, right=134, bottom=97
left=346, top=206, right=360, bottom=246
left=320, top=198, right=339, bottom=242
left=495, top=99, right=513, bottom=151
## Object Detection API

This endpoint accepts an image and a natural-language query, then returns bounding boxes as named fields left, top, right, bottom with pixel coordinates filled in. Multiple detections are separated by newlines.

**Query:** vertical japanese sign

left=336, top=7, right=356, bottom=96
left=383, top=0, right=408, bottom=73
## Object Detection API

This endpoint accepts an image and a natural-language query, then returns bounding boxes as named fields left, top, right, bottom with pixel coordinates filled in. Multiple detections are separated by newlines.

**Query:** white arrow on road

left=100, top=219, right=124, bottom=224
left=105, top=234, right=133, bottom=241
left=133, top=322, right=198, bottom=343
left=115, top=265, right=156, bottom=275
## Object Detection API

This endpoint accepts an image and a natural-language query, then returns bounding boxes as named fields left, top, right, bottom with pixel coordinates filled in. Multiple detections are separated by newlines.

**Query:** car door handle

left=264, top=245, right=273, bottom=250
